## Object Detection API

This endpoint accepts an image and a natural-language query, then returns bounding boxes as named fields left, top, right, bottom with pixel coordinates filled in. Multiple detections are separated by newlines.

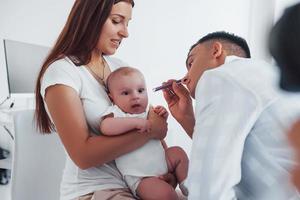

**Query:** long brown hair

left=35, top=0, right=135, bottom=133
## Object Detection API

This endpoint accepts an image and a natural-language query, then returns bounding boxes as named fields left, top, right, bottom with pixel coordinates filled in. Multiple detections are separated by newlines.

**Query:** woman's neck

left=90, top=49, right=103, bottom=65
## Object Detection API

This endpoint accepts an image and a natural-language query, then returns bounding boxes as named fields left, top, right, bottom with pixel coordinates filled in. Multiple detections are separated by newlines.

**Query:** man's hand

left=162, top=80, right=195, bottom=137
left=162, top=80, right=193, bottom=121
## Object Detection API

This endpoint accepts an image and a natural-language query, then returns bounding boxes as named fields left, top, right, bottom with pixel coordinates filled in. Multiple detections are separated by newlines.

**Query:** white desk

left=0, top=94, right=34, bottom=200
left=0, top=114, right=14, bottom=170
left=0, top=94, right=34, bottom=167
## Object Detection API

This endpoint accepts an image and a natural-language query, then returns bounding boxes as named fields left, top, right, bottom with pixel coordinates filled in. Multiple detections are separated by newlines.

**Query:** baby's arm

left=100, top=116, right=151, bottom=136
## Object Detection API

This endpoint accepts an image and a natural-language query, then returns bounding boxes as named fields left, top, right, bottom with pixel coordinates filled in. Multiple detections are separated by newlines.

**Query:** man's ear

left=212, top=41, right=223, bottom=58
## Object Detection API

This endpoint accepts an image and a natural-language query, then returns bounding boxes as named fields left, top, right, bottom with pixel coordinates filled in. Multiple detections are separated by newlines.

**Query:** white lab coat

left=187, top=56, right=300, bottom=200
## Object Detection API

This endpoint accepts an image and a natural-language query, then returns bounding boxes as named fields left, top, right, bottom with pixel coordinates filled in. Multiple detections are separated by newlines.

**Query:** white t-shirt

left=41, top=56, right=128, bottom=200
left=102, top=105, right=168, bottom=177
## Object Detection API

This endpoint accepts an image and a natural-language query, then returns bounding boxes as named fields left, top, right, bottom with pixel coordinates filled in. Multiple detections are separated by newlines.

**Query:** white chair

left=10, top=109, right=65, bottom=200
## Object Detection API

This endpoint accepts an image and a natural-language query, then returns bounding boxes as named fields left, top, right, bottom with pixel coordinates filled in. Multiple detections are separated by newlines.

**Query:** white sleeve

left=187, top=70, right=262, bottom=200
left=101, top=105, right=117, bottom=118
left=40, top=59, right=81, bottom=99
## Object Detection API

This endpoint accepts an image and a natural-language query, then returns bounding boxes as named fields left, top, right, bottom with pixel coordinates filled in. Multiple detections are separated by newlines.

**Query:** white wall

left=0, top=0, right=74, bottom=45
left=115, top=0, right=277, bottom=152
left=274, top=0, right=300, bottom=20
left=0, top=0, right=283, bottom=153
left=0, top=0, right=74, bottom=104
left=248, top=0, right=275, bottom=61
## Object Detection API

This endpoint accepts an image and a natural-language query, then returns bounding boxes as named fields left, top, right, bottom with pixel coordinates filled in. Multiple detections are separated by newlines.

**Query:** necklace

left=86, top=57, right=107, bottom=85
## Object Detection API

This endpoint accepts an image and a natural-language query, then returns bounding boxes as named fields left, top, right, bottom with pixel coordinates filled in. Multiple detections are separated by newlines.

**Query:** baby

left=100, top=67, right=189, bottom=199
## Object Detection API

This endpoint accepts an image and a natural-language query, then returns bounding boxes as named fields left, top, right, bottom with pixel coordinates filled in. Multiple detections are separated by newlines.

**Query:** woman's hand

left=135, top=119, right=151, bottom=133
left=159, top=172, right=178, bottom=189
left=147, top=107, right=168, bottom=140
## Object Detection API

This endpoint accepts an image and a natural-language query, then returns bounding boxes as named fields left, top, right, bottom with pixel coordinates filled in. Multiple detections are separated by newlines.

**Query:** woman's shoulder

left=41, top=57, right=82, bottom=98
left=43, top=57, right=82, bottom=81
left=46, top=57, right=77, bottom=73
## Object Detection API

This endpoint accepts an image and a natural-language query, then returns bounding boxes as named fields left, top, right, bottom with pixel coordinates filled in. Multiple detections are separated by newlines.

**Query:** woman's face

left=97, top=2, right=133, bottom=55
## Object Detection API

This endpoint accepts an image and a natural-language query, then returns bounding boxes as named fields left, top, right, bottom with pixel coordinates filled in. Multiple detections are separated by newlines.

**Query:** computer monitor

left=0, top=40, right=9, bottom=105
left=3, top=39, right=50, bottom=94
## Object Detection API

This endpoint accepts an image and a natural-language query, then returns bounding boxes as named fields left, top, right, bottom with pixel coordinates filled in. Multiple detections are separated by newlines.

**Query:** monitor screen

left=0, top=40, right=9, bottom=105
left=4, top=39, right=50, bottom=93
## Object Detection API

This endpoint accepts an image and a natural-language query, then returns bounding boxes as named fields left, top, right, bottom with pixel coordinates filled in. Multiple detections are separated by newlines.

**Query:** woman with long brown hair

left=35, top=0, right=168, bottom=199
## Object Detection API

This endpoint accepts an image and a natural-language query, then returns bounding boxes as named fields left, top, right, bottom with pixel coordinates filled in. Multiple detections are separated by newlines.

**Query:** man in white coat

left=163, top=31, right=300, bottom=199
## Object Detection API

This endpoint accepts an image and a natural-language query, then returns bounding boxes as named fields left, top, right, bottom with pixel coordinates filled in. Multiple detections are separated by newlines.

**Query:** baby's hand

left=154, top=105, right=169, bottom=119
left=136, top=119, right=151, bottom=133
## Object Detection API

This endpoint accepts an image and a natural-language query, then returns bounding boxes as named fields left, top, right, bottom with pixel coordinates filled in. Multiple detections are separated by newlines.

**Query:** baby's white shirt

left=102, top=105, right=168, bottom=177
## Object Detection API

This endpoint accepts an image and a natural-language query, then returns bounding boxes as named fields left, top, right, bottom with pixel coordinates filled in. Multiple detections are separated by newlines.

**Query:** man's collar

left=224, top=55, right=243, bottom=64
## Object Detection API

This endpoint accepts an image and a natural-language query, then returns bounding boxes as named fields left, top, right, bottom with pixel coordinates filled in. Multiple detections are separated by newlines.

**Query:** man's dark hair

left=189, top=31, right=251, bottom=58
left=269, top=3, right=300, bottom=92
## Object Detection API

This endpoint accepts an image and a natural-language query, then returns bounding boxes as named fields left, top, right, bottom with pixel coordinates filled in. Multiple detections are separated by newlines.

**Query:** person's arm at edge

left=45, top=85, right=167, bottom=169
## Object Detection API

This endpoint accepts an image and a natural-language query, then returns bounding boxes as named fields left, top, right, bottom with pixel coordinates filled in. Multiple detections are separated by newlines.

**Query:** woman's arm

left=159, top=139, right=178, bottom=189
left=45, top=85, right=167, bottom=169
left=161, top=140, right=168, bottom=150
left=100, top=117, right=151, bottom=135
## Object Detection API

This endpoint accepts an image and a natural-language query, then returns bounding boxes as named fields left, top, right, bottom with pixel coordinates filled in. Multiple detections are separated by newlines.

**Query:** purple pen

left=152, top=79, right=182, bottom=92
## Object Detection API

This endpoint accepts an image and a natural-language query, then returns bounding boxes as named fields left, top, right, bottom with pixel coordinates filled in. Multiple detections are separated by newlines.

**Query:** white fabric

left=102, top=105, right=168, bottom=177
left=41, top=56, right=129, bottom=200
left=187, top=56, right=300, bottom=200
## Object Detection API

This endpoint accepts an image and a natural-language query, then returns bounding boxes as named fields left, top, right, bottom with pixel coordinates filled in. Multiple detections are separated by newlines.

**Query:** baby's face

left=109, top=72, right=148, bottom=114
